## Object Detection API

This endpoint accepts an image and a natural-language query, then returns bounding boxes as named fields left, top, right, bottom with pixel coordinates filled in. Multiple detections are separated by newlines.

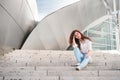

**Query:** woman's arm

left=86, top=41, right=93, bottom=58
left=86, top=50, right=92, bottom=58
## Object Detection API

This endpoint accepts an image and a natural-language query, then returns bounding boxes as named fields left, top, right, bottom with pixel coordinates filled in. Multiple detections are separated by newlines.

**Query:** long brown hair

left=69, top=30, right=91, bottom=50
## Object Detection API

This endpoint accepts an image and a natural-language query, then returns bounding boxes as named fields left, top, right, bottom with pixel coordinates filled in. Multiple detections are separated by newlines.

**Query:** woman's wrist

left=86, top=53, right=89, bottom=58
left=72, top=44, right=77, bottom=48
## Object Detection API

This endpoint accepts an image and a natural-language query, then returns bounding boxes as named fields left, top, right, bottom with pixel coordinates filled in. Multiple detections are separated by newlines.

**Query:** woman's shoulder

left=84, top=39, right=92, bottom=43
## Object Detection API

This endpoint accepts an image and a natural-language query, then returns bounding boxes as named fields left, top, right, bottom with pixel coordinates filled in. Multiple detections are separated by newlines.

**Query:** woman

left=69, top=30, right=93, bottom=70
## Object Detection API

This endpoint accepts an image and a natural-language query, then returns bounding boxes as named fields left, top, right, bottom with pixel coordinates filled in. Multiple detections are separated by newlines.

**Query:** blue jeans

left=74, top=47, right=92, bottom=69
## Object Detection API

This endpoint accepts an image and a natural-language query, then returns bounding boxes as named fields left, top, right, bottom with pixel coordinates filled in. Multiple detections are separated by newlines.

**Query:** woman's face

left=74, top=31, right=81, bottom=39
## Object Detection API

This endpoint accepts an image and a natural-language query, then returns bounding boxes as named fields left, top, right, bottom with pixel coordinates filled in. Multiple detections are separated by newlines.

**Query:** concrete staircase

left=0, top=50, right=120, bottom=80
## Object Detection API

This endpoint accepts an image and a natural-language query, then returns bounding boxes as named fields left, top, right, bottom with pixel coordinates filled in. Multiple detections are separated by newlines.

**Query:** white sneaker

left=76, top=66, right=81, bottom=71
left=75, top=63, right=81, bottom=66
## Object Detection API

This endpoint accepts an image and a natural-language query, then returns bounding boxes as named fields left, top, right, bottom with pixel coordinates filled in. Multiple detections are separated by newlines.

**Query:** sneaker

left=76, top=66, right=81, bottom=71
left=75, top=63, right=81, bottom=66
left=71, top=63, right=81, bottom=67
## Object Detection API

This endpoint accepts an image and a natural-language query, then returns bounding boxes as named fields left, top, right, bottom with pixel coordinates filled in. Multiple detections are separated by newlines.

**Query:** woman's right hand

left=72, top=37, right=77, bottom=46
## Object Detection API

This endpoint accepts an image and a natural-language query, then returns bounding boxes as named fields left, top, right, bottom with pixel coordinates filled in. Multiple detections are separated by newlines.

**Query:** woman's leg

left=76, top=56, right=92, bottom=70
left=73, top=47, right=83, bottom=63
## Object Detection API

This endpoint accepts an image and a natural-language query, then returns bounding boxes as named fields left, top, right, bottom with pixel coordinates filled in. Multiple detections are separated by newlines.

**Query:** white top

left=80, top=39, right=92, bottom=53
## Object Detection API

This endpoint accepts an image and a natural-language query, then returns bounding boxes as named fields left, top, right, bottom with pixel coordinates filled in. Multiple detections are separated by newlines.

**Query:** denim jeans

left=73, top=47, right=92, bottom=69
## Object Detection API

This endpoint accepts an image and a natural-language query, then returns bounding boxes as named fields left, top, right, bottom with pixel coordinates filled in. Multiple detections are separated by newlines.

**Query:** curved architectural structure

left=22, top=0, right=120, bottom=50
left=0, top=0, right=38, bottom=50
left=0, top=0, right=119, bottom=51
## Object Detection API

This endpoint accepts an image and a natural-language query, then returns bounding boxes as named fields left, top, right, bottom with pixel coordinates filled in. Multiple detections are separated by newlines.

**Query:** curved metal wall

left=22, top=0, right=106, bottom=50
left=0, top=0, right=38, bottom=49
left=22, top=0, right=119, bottom=50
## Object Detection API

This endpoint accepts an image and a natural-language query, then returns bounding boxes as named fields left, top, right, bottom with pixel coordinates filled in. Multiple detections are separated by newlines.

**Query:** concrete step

left=1, top=51, right=120, bottom=60
left=3, top=76, right=58, bottom=80
left=0, top=67, right=120, bottom=77
left=2, top=76, right=120, bottom=80
left=60, top=77, right=120, bottom=80
left=0, top=50, right=120, bottom=80
left=0, top=60, right=120, bottom=68
left=0, top=66, right=119, bottom=72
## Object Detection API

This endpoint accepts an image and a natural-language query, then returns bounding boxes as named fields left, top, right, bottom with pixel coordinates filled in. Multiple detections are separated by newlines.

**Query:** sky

left=36, top=0, right=80, bottom=21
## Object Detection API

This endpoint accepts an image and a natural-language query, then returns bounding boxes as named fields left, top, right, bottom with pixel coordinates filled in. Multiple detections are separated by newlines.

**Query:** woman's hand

left=72, top=37, right=77, bottom=47
left=85, top=53, right=89, bottom=58
left=72, top=37, right=76, bottom=45
left=86, top=50, right=92, bottom=58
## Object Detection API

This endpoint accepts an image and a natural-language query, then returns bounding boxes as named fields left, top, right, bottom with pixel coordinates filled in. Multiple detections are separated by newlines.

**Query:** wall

left=0, top=0, right=38, bottom=50
left=22, top=0, right=106, bottom=50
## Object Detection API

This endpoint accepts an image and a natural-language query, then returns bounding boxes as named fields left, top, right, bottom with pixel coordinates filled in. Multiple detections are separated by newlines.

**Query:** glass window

left=84, top=19, right=117, bottom=50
